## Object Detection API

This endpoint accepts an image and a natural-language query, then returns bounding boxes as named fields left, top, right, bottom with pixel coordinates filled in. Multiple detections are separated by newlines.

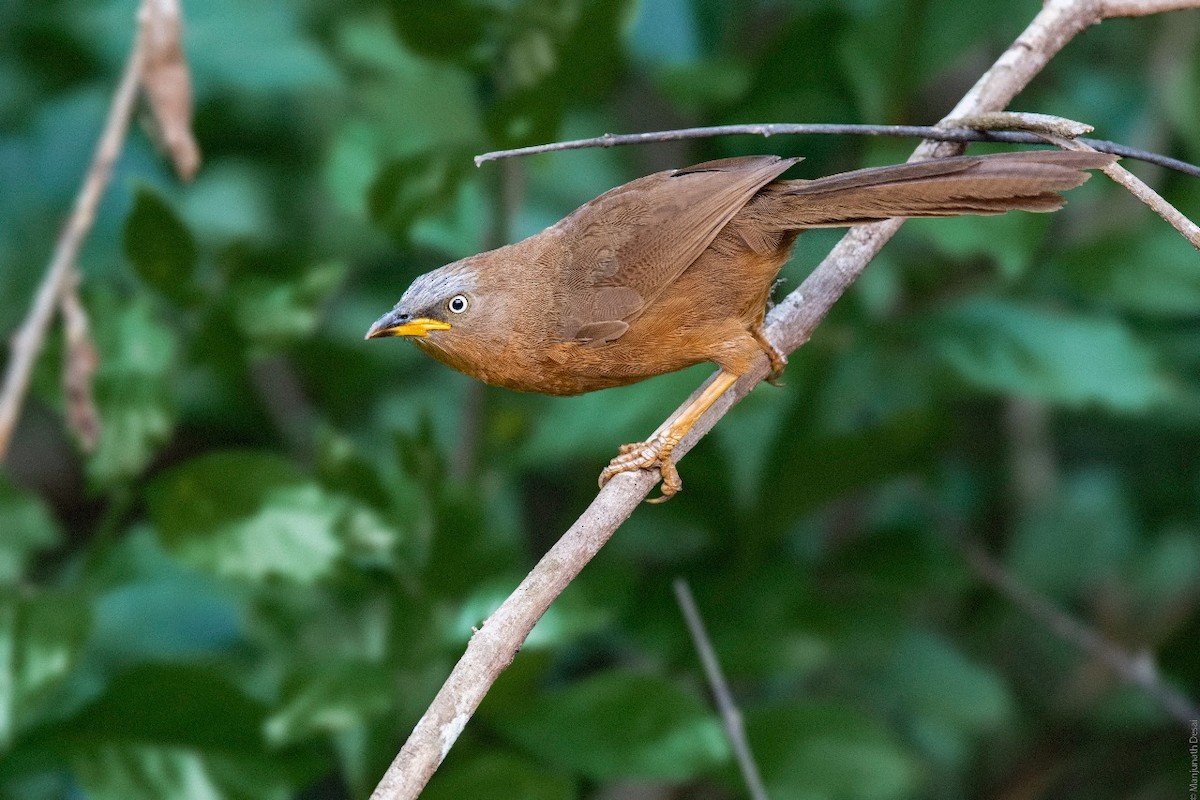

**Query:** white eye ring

left=447, top=294, right=469, bottom=314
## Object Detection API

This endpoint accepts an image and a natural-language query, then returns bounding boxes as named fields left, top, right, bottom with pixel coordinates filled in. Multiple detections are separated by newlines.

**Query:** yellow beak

left=365, top=316, right=452, bottom=339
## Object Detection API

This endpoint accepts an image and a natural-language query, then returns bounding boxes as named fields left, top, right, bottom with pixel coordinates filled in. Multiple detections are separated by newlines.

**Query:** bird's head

left=365, top=254, right=523, bottom=379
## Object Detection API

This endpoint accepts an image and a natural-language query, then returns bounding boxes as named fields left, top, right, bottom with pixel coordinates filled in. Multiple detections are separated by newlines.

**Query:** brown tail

left=755, top=150, right=1114, bottom=229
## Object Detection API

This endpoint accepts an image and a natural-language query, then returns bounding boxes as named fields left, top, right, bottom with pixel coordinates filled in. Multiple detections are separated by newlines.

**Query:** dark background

left=1, top=0, right=1198, bottom=797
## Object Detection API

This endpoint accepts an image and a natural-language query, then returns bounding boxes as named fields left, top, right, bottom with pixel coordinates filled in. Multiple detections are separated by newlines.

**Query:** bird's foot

left=599, top=432, right=683, bottom=503
left=751, top=326, right=788, bottom=385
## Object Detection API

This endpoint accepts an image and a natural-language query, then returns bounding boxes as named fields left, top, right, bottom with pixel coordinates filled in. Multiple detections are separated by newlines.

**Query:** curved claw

left=598, top=434, right=683, bottom=502
left=644, top=458, right=682, bottom=503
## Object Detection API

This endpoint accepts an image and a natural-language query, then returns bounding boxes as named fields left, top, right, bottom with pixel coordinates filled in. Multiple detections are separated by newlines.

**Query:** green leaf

left=122, top=185, right=198, bottom=306
left=932, top=296, right=1171, bottom=411
left=1132, top=526, right=1200, bottom=608
left=72, top=746, right=254, bottom=800
left=366, top=153, right=471, bottom=240
left=877, top=629, right=1013, bottom=734
left=908, top=210, right=1052, bottom=282
left=264, top=662, right=393, bottom=747
left=91, top=577, right=243, bottom=667
left=0, top=591, right=92, bottom=747
left=64, top=665, right=306, bottom=800
left=748, top=701, right=921, bottom=800
left=232, top=261, right=347, bottom=347
left=147, top=451, right=347, bottom=584
left=84, top=0, right=339, bottom=95
left=424, top=753, right=574, bottom=800
left=1008, top=467, right=1136, bottom=596
left=0, top=478, right=60, bottom=586
left=1059, top=229, right=1200, bottom=316
left=71, top=664, right=268, bottom=750
left=497, top=670, right=728, bottom=781
left=87, top=293, right=177, bottom=487
left=325, top=19, right=482, bottom=219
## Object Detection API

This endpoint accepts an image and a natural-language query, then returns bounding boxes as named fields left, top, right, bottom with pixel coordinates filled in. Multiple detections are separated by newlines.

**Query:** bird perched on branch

left=367, top=150, right=1113, bottom=501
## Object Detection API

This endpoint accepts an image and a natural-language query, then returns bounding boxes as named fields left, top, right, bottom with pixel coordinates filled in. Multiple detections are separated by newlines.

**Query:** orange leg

left=599, top=370, right=740, bottom=502
left=751, top=324, right=787, bottom=384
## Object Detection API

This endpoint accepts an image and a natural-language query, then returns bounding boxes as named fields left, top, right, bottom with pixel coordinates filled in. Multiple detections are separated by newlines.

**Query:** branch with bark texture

left=0, top=0, right=197, bottom=463
left=370, top=0, right=1200, bottom=796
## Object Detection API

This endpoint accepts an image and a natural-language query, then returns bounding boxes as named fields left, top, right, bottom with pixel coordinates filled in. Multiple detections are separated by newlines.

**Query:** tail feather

left=756, top=150, right=1114, bottom=229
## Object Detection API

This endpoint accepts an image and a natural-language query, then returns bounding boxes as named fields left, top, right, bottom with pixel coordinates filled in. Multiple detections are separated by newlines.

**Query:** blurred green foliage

left=1, top=0, right=1198, bottom=798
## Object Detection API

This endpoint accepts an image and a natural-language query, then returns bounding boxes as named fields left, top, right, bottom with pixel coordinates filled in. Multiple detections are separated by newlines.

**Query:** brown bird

left=367, top=150, right=1113, bottom=500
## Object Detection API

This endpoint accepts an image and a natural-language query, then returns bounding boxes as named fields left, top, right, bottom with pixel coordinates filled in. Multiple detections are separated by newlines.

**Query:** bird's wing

left=555, top=155, right=797, bottom=344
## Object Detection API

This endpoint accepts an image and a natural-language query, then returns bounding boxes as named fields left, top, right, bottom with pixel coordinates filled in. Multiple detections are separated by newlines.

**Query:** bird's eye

left=447, top=294, right=469, bottom=314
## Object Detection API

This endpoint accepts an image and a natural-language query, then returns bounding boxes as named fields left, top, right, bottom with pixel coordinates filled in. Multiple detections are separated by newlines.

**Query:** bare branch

left=0, top=16, right=148, bottom=463
left=962, top=543, right=1200, bottom=725
left=370, top=0, right=1200, bottom=796
left=475, top=124, right=1200, bottom=179
left=1102, top=0, right=1200, bottom=14
left=674, top=579, right=770, bottom=800
left=1048, top=133, right=1200, bottom=248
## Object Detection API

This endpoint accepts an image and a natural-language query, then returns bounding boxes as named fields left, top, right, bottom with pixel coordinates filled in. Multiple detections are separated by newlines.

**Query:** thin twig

left=370, top=1, right=1198, bottom=796
left=674, top=579, right=770, bottom=800
left=0, top=15, right=149, bottom=462
left=962, top=543, right=1200, bottom=725
left=1047, top=133, right=1200, bottom=248
left=475, top=123, right=1200, bottom=179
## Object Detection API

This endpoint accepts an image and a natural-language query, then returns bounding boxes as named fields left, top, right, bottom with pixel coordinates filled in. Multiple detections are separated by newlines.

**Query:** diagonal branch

left=369, top=0, right=1199, bottom=797
left=0, top=0, right=199, bottom=463
left=0, top=17, right=149, bottom=462
left=962, top=542, right=1200, bottom=724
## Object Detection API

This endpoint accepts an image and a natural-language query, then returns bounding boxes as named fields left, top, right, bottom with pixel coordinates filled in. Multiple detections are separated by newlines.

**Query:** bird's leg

left=599, top=370, right=740, bottom=502
left=751, top=324, right=787, bottom=385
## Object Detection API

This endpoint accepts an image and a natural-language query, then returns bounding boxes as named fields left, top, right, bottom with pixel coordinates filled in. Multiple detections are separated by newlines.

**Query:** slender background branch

left=0, top=19, right=147, bottom=462
left=674, top=578, right=770, bottom=800
left=476, top=123, right=1200, bottom=178
left=0, top=0, right=199, bottom=463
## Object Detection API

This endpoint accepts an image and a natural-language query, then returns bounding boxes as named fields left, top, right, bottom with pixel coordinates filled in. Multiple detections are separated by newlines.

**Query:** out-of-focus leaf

left=325, top=19, right=482, bottom=221
left=386, top=0, right=497, bottom=67
left=71, top=746, right=290, bottom=800
left=264, top=662, right=393, bottom=747
left=0, top=591, right=91, bottom=747
left=498, top=670, right=728, bottom=780
left=0, top=479, right=60, bottom=586
left=64, top=665, right=313, bottom=800
left=424, top=753, right=574, bottom=800
left=1008, top=467, right=1136, bottom=596
left=90, top=577, right=242, bottom=669
left=87, top=293, right=177, bottom=486
left=147, top=451, right=346, bottom=584
left=1059, top=228, right=1200, bottom=316
left=366, top=153, right=472, bottom=240
left=757, top=409, right=940, bottom=535
left=907, top=210, right=1052, bottom=282
left=82, top=0, right=339, bottom=96
left=877, top=628, right=1013, bottom=734
left=232, top=261, right=346, bottom=347
left=122, top=184, right=198, bottom=306
left=180, top=161, right=274, bottom=243
left=932, top=296, right=1171, bottom=411
left=71, top=664, right=266, bottom=749
left=748, top=701, right=920, bottom=800
left=1132, top=526, right=1200, bottom=608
